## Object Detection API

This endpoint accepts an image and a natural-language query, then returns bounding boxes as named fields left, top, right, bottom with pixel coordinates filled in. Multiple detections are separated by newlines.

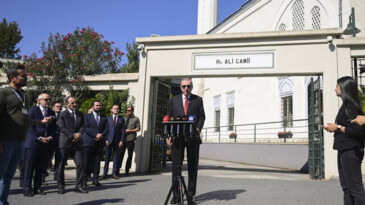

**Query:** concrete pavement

left=8, top=159, right=343, bottom=205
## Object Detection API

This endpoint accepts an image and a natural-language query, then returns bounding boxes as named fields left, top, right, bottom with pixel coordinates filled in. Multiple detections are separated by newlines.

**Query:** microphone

left=170, top=117, right=175, bottom=140
left=188, top=115, right=196, bottom=140
left=163, top=115, right=169, bottom=136
left=175, top=116, right=181, bottom=138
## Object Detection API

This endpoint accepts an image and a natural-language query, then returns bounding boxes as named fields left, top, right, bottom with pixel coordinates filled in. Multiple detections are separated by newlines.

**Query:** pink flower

left=54, top=57, right=58, bottom=60
left=23, top=55, right=28, bottom=59
left=54, top=35, right=58, bottom=38
left=45, top=63, right=50, bottom=66
left=103, top=49, right=107, bottom=52
left=111, top=41, right=115, bottom=44
left=70, top=79, right=75, bottom=83
left=72, top=54, right=76, bottom=57
left=80, top=67, right=84, bottom=70
left=68, top=33, right=72, bottom=36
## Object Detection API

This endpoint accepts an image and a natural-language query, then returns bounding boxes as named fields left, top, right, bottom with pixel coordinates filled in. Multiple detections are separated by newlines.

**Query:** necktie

left=71, top=111, right=75, bottom=126
left=96, top=113, right=100, bottom=126
left=184, top=96, right=188, bottom=115
left=113, top=116, right=117, bottom=127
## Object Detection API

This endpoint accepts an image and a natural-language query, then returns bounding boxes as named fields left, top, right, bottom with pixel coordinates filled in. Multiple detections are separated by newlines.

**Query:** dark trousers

left=171, top=136, right=200, bottom=197
left=58, top=147, right=84, bottom=188
left=23, top=147, right=49, bottom=191
left=83, top=144, right=103, bottom=182
left=104, top=141, right=120, bottom=176
left=49, top=137, right=61, bottom=179
left=118, top=141, right=135, bottom=173
left=338, top=148, right=365, bottom=205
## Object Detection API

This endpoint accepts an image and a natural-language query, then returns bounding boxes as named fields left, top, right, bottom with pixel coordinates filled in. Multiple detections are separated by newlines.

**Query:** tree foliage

left=0, top=18, right=23, bottom=59
left=120, top=42, right=139, bottom=73
left=80, top=85, right=129, bottom=116
left=23, top=27, right=124, bottom=105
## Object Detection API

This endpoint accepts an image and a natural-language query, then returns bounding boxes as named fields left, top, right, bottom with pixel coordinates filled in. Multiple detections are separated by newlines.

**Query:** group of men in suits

left=22, top=95, right=140, bottom=196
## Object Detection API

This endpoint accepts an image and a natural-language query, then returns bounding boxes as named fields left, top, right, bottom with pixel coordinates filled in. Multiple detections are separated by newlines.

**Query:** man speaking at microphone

left=166, top=78, right=205, bottom=205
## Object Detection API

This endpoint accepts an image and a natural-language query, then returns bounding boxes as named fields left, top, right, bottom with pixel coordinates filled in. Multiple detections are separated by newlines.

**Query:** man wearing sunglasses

left=166, top=78, right=205, bottom=205
left=23, top=93, right=56, bottom=197
left=117, top=106, right=140, bottom=176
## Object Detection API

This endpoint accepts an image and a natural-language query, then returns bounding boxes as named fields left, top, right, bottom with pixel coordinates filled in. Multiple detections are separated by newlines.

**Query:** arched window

left=311, top=6, right=321, bottom=29
left=279, top=78, right=294, bottom=127
left=292, top=0, right=305, bottom=30
left=279, top=23, right=286, bottom=31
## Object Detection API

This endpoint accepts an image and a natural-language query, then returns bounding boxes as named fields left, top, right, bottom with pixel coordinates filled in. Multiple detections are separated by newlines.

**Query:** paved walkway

left=8, top=159, right=343, bottom=205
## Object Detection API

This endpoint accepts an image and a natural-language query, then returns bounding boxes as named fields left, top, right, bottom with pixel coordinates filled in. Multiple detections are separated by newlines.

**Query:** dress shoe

left=187, top=195, right=195, bottom=205
left=125, top=170, right=129, bottom=176
left=75, top=187, right=88, bottom=193
left=100, top=175, right=106, bottom=180
left=58, top=187, right=65, bottom=194
left=33, top=188, right=46, bottom=195
left=92, top=181, right=101, bottom=186
left=170, top=196, right=177, bottom=204
left=112, top=175, right=119, bottom=179
left=23, top=190, right=33, bottom=197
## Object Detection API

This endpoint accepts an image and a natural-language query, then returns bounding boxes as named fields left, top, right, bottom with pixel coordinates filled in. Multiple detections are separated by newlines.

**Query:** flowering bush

left=23, top=27, right=124, bottom=104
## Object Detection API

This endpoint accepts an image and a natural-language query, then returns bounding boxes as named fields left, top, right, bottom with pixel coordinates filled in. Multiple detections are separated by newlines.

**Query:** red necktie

left=184, top=96, right=188, bottom=115
left=113, top=116, right=117, bottom=127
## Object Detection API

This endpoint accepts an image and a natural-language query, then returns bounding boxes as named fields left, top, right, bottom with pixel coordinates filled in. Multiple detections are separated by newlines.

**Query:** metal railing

left=201, top=119, right=308, bottom=144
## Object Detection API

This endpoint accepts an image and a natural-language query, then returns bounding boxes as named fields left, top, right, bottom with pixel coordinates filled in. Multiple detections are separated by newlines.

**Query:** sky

left=1, top=0, right=247, bottom=63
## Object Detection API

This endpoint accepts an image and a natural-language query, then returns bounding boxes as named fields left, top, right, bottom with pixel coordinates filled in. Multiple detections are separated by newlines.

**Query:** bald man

left=23, top=93, right=56, bottom=196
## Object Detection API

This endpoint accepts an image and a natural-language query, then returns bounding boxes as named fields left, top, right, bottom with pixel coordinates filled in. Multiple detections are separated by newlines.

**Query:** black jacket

left=333, top=104, right=365, bottom=150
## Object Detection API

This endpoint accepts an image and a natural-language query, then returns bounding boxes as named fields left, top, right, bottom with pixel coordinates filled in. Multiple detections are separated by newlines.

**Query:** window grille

left=292, top=0, right=305, bottom=30
left=311, top=6, right=321, bottom=29
left=281, top=96, right=293, bottom=127
left=279, top=23, right=286, bottom=31
left=228, top=107, right=234, bottom=131
left=215, top=110, right=220, bottom=132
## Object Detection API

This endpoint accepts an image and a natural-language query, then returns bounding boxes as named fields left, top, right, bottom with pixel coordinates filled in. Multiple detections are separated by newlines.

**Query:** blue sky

left=1, top=0, right=246, bottom=62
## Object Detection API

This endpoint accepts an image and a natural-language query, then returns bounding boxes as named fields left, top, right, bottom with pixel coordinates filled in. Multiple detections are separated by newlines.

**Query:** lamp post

left=343, top=7, right=361, bottom=37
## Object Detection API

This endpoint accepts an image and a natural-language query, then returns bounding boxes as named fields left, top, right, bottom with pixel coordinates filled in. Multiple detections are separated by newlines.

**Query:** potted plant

left=229, top=132, right=237, bottom=139
left=277, top=131, right=293, bottom=138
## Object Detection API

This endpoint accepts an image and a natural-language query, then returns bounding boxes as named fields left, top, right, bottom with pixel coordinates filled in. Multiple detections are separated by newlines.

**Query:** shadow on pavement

left=195, top=189, right=246, bottom=204
left=198, top=164, right=306, bottom=174
left=74, top=198, right=124, bottom=205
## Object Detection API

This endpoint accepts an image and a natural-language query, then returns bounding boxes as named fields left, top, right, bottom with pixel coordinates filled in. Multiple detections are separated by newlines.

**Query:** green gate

left=308, top=77, right=324, bottom=179
left=150, top=80, right=171, bottom=171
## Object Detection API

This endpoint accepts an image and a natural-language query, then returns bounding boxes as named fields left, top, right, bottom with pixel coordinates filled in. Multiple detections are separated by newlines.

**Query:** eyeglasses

left=181, top=85, right=192, bottom=89
left=55, top=106, right=62, bottom=108
left=43, top=99, right=51, bottom=102
left=126, top=110, right=132, bottom=112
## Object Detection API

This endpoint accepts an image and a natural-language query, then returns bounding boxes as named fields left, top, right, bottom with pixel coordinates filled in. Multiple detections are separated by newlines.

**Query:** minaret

left=197, top=0, right=218, bottom=34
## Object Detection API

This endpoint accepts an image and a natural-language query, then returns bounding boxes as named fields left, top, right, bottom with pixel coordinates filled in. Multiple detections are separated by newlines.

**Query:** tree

left=79, top=84, right=129, bottom=116
left=23, top=27, right=124, bottom=104
left=0, top=18, right=23, bottom=59
left=120, top=42, right=139, bottom=73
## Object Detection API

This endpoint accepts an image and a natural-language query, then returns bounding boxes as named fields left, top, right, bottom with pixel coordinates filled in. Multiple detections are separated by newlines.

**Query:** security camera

left=138, top=44, right=144, bottom=51
left=327, top=35, right=333, bottom=43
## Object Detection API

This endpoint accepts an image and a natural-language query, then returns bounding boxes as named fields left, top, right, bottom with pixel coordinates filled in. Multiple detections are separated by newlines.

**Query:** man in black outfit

left=82, top=101, right=108, bottom=186
left=56, top=96, right=86, bottom=194
left=166, top=78, right=205, bottom=205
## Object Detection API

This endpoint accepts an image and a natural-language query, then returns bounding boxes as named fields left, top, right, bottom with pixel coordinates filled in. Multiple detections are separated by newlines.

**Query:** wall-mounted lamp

left=343, top=7, right=361, bottom=37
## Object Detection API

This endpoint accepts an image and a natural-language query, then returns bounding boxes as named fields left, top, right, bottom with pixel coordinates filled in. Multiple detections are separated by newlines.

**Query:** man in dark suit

left=102, top=105, right=125, bottom=179
left=57, top=96, right=86, bottom=194
left=82, top=100, right=108, bottom=186
left=23, top=93, right=56, bottom=197
left=51, top=102, right=63, bottom=180
left=167, top=78, right=205, bottom=205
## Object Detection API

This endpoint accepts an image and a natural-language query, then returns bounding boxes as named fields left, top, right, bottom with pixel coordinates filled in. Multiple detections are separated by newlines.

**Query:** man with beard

left=0, top=65, right=53, bottom=204
left=23, top=93, right=56, bottom=196
left=82, top=101, right=108, bottom=186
